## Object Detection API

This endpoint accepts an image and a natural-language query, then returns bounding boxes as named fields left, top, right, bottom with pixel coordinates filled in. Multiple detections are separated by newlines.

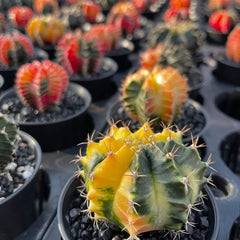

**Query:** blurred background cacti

left=131, top=0, right=159, bottom=13
left=78, top=121, right=209, bottom=239
left=0, top=114, right=18, bottom=172
left=33, top=0, right=59, bottom=14
left=26, top=15, right=65, bottom=46
left=15, top=60, right=68, bottom=111
left=56, top=30, right=104, bottom=76
left=226, top=24, right=240, bottom=63
left=121, top=66, right=188, bottom=124
left=0, top=33, right=33, bottom=67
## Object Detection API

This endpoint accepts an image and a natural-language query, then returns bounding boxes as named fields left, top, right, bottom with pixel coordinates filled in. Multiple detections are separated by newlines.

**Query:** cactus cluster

left=26, top=15, right=65, bottom=46
left=56, top=31, right=104, bottom=76
left=226, top=24, right=240, bottom=63
left=121, top=66, right=188, bottom=124
left=84, top=24, right=120, bottom=52
left=107, top=2, right=140, bottom=37
left=141, top=44, right=194, bottom=75
left=15, top=60, right=69, bottom=111
left=77, top=121, right=210, bottom=240
left=0, top=114, right=18, bottom=172
left=148, top=21, right=203, bottom=55
left=0, top=33, right=33, bottom=67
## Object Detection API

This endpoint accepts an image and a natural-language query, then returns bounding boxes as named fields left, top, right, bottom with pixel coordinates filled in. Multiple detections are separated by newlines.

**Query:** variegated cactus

left=0, top=33, right=33, bottom=67
left=148, top=21, right=203, bottom=55
left=107, top=2, right=140, bottom=37
left=122, top=66, right=188, bottom=124
left=226, top=24, right=240, bottom=63
left=56, top=31, right=104, bottom=76
left=84, top=24, right=120, bottom=52
left=15, top=60, right=69, bottom=111
left=0, top=114, right=18, bottom=172
left=77, top=121, right=211, bottom=240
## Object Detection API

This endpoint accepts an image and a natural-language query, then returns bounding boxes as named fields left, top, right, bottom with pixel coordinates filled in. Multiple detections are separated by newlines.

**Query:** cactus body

left=226, top=25, right=240, bottom=63
left=122, top=66, right=188, bottom=124
left=0, top=33, right=33, bottom=67
left=81, top=1, right=101, bottom=23
left=56, top=31, right=104, bottom=76
left=107, top=2, right=140, bottom=36
left=0, top=114, right=18, bottom=171
left=164, top=7, right=189, bottom=23
left=148, top=21, right=203, bottom=55
left=79, top=122, right=208, bottom=239
left=26, top=16, right=65, bottom=45
left=15, top=60, right=68, bottom=111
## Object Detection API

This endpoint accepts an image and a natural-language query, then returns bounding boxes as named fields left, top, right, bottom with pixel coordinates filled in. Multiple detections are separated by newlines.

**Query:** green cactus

left=148, top=21, right=204, bottom=55
left=0, top=114, right=18, bottom=171
left=77, top=122, right=211, bottom=240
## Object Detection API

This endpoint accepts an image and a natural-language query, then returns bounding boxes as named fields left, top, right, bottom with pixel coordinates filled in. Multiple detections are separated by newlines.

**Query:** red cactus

left=57, top=31, right=104, bottom=76
left=8, top=7, right=34, bottom=29
left=107, top=2, right=140, bottom=36
left=226, top=25, right=240, bottom=63
left=169, top=0, right=191, bottom=9
left=81, top=1, right=101, bottom=23
left=0, top=33, right=33, bottom=67
left=164, top=7, right=189, bottom=22
left=209, top=10, right=238, bottom=33
left=84, top=24, right=120, bottom=52
left=16, top=60, right=68, bottom=111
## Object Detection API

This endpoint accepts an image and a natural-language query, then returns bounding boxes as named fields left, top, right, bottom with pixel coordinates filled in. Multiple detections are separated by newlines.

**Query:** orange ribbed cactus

left=226, top=25, right=240, bottom=63
left=122, top=66, right=188, bottom=124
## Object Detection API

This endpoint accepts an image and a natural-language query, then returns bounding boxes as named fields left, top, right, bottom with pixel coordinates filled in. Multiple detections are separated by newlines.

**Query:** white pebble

left=5, top=162, right=17, bottom=171
left=22, top=167, right=34, bottom=179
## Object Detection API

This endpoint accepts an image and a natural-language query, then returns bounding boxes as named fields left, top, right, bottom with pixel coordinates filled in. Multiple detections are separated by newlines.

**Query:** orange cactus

left=26, top=16, right=65, bottom=45
left=81, top=1, right=101, bottom=23
left=226, top=25, right=240, bottom=63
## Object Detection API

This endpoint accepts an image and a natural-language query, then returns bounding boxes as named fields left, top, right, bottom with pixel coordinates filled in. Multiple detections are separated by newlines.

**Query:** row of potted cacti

left=0, top=0, right=239, bottom=239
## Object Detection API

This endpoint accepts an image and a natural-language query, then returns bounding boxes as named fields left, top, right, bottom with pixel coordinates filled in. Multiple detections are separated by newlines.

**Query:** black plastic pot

left=70, top=58, right=118, bottom=101
left=206, top=27, right=228, bottom=45
left=57, top=175, right=219, bottom=240
left=105, top=40, right=134, bottom=70
left=214, top=51, right=240, bottom=86
left=0, top=74, right=3, bottom=89
left=0, top=83, right=92, bottom=152
left=0, top=130, right=42, bottom=240
left=35, top=44, right=56, bottom=60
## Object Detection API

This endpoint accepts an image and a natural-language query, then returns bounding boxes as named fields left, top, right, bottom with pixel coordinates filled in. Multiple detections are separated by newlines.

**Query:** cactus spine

left=0, top=114, right=18, bottom=172
left=77, top=121, right=209, bottom=239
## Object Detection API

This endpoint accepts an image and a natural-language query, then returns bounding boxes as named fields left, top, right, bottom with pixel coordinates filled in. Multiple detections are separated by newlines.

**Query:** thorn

left=127, top=233, right=140, bottom=240
left=191, top=135, right=206, bottom=149
left=120, top=200, right=141, bottom=215
left=205, top=154, right=217, bottom=172
left=207, top=173, right=216, bottom=187
left=187, top=202, right=203, bottom=217
left=122, top=220, right=137, bottom=234
left=165, top=145, right=180, bottom=159
left=185, top=220, right=196, bottom=231
left=124, top=166, right=147, bottom=182
left=175, top=124, right=190, bottom=135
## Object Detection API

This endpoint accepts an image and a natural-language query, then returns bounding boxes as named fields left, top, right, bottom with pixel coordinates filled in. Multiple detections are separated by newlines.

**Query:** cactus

left=140, top=44, right=194, bottom=75
left=0, top=114, right=18, bottom=172
left=131, top=0, right=159, bottom=13
left=169, top=0, right=191, bottom=9
left=209, top=10, right=238, bottom=34
left=56, top=31, right=104, bottom=76
left=84, top=24, right=120, bottom=52
left=15, top=60, right=69, bottom=111
left=0, top=33, right=33, bottom=67
left=107, top=2, right=140, bottom=37
left=81, top=1, right=102, bottom=23
left=226, top=24, right=240, bottom=63
left=26, top=15, right=65, bottom=46
left=77, top=121, right=210, bottom=239
left=8, top=6, right=34, bottom=30
left=164, top=7, right=189, bottom=23
left=121, top=66, right=188, bottom=124
left=148, top=21, right=204, bottom=55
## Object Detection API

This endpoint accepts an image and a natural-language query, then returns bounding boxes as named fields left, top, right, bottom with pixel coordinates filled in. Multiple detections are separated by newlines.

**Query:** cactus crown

left=15, top=60, right=69, bottom=112
left=0, top=33, right=33, bottom=67
left=26, top=15, right=65, bottom=45
left=77, top=121, right=209, bottom=239
left=56, top=31, right=104, bottom=76
left=226, top=24, right=240, bottom=63
left=84, top=24, right=120, bottom=52
left=107, top=2, right=140, bottom=37
left=122, top=66, right=188, bottom=125
left=0, top=114, right=18, bottom=172
left=148, top=21, right=203, bottom=55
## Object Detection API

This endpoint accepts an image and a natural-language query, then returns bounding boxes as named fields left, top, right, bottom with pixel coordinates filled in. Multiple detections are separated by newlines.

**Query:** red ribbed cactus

left=56, top=30, right=104, bottom=76
left=226, top=25, right=240, bottom=63
left=0, top=33, right=33, bottom=67
left=84, top=24, right=120, bottom=52
left=81, top=1, right=101, bottom=23
left=15, top=60, right=68, bottom=111
left=107, top=2, right=140, bottom=36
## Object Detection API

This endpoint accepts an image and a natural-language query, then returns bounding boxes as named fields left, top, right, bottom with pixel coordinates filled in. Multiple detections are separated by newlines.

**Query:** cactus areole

left=77, top=122, right=209, bottom=240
